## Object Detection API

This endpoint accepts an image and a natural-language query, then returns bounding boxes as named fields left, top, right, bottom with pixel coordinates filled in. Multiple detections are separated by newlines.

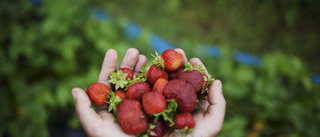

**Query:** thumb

left=71, top=88, right=101, bottom=132
left=204, top=80, right=226, bottom=133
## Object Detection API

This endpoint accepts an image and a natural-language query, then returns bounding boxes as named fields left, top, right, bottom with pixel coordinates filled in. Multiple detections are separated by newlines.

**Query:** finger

left=133, top=54, right=147, bottom=75
left=98, top=49, right=118, bottom=87
left=174, top=48, right=188, bottom=64
left=189, top=57, right=210, bottom=76
left=205, top=80, right=226, bottom=131
left=118, top=48, right=140, bottom=70
left=72, top=88, right=102, bottom=133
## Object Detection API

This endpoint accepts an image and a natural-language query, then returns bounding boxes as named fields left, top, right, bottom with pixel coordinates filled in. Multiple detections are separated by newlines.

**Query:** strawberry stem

left=175, top=126, right=194, bottom=137
left=106, top=91, right=123, bottom=116
left=138, top=64, right=147, bottom=80
left=184, top=62, right=205, bottom=74
left=125, top=75, right=146, bottom=90
left=152, top=50, right=165, bottom=69
left=136, top=123, right=157, bottom=137
left=201, top=75, right=215, bottom=94
left=108, top=69, right=129, bottom=90
left=163, top=99, right=178, bottom=126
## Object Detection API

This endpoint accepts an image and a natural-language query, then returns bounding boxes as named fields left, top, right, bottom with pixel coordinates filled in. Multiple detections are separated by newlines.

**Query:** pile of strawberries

left=86, top=49, right=214, bottom=137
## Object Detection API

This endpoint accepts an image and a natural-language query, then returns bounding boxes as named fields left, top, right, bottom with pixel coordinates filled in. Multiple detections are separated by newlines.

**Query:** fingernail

left=218, top=82, right=222, bottom=92
left=72, top=90, right=77, bottom=101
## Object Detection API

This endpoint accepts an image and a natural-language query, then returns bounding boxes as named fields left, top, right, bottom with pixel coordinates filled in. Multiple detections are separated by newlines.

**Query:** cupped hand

left=71, top=48, right=146, bottom=137
left=71, top=48, right=226, bottom=137
left=164, top=49, right=226, bottom=137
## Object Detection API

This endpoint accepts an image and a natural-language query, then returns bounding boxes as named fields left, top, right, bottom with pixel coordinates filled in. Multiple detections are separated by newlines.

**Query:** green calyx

left=108, top=69, right=129, bottom=90
left=184, top=62, right=206, bottom=74
left=158, top=99, right=178, bottom=126
left=106, top=91, right=123, bottom=116
left=138, top=64, right=147, bottom=80
left=125, top=74, right=147, bottom=90
left=152, top=99, right=177, bottom=128
left=136, top=123, right=157, bottom=137
left=201, top=75, right=215, bottom=94
left=204, top=74, right=215, bottom=84
left=175, top=126, right=194, bottom=137
left=151, top=50, right=165, bottom=69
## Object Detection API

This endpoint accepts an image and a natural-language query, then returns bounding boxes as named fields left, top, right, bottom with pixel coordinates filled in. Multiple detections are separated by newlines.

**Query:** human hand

left=71, top=48, right=226, bottom=137
left=71, top=48, right=147, bottom=137
left=164, top=49, right=226, bottom=137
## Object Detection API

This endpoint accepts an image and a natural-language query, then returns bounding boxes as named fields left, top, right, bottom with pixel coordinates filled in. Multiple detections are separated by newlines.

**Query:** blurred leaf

left=220, top=116, right=248, bottom=137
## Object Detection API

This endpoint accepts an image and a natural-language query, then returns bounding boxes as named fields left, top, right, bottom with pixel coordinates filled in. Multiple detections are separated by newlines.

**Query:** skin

left=71, top=48, right=226, bottom=137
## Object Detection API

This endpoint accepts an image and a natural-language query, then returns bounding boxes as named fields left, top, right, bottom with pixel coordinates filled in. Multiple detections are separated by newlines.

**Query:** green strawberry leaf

left=184, top=62, right=206, bottom=74
left=106, top=91, right=123, bottom=116
left=175, top=126, right=194, bottom=137
left=152, top=50, right=165, bottom=69
left=138, top=64, right=147, bottom=80
left=108, top=69, right=129, bottom=90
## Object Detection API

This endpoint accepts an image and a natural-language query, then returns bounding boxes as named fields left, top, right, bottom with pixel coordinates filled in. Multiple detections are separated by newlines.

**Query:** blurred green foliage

left=1, top=0, right=319, bottom=137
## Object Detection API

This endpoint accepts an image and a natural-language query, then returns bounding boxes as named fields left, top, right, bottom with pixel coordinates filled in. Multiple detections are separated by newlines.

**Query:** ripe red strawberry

left=176, top=90, right=197, bottom=112
left=87, top=83, right=110, bottom=106
left=163, top=79, right=197, bottom=112
left=119, top=67, right=134, bottom=79
left=118, top=99, right=148, bottom=134
left=168, top=66, right=185, bottom=80
left=173, top=112, right=195, bottom=136
left=148, top=117, right=166, bottom=137
left=153, top=49, right=183, bottom=72
left=163, top=79, right=182, bottom=100
left=114, top=90, right=126, bottom=99
left=142, top=92, right=167, bottom=115
left=173, top=112, right=195, bottom=129
left=161, top=49, right=183, bottom=71
left=151, top=78, right=168, bottom=94
left=147, top=64, right=168, bottom=86
left=178, top=62, right=205, bottom=91
left=109, top=67, right=134, bottom=90
left=126, top=82, right=150, bottom=101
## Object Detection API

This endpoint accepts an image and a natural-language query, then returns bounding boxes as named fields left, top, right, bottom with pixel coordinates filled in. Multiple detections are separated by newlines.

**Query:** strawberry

left=197, top=75, right=215, bottom=96
left=148, top=117, right=166, bottom=137
left=153, top=49, right=183, bottom=72
left=87, top=83, right=110, bottom=106
left=142, top=92, right=167, bottom=115
left=178, top=62, right=205, bottom=91
left=163, top=79, right=197, bottom=112
left=163, top=79, right=182, bottom=100
left=168, top=66, right=185, bottom=80
left=151, top=78, right=168, bottom=94
left=118, top=99, right=148, bottom=135
left=108, top=67, right=134, bottom=90
left=126, top=76, right=151, bottom=101
left=161, top=49, right=183, bottom=71
left=173, top=112, right=195, bottom=136
left=114, top=90, right=126, bottom=99
left=119, top=67, right=134, bottom=79
left=176, top=89, right=197, bottom=112
left=147, top=64, right=168, bottom=86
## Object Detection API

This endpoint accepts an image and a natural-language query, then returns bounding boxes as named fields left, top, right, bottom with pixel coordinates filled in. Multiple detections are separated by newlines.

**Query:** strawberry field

left=1, top=0, right=320, bottom=137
